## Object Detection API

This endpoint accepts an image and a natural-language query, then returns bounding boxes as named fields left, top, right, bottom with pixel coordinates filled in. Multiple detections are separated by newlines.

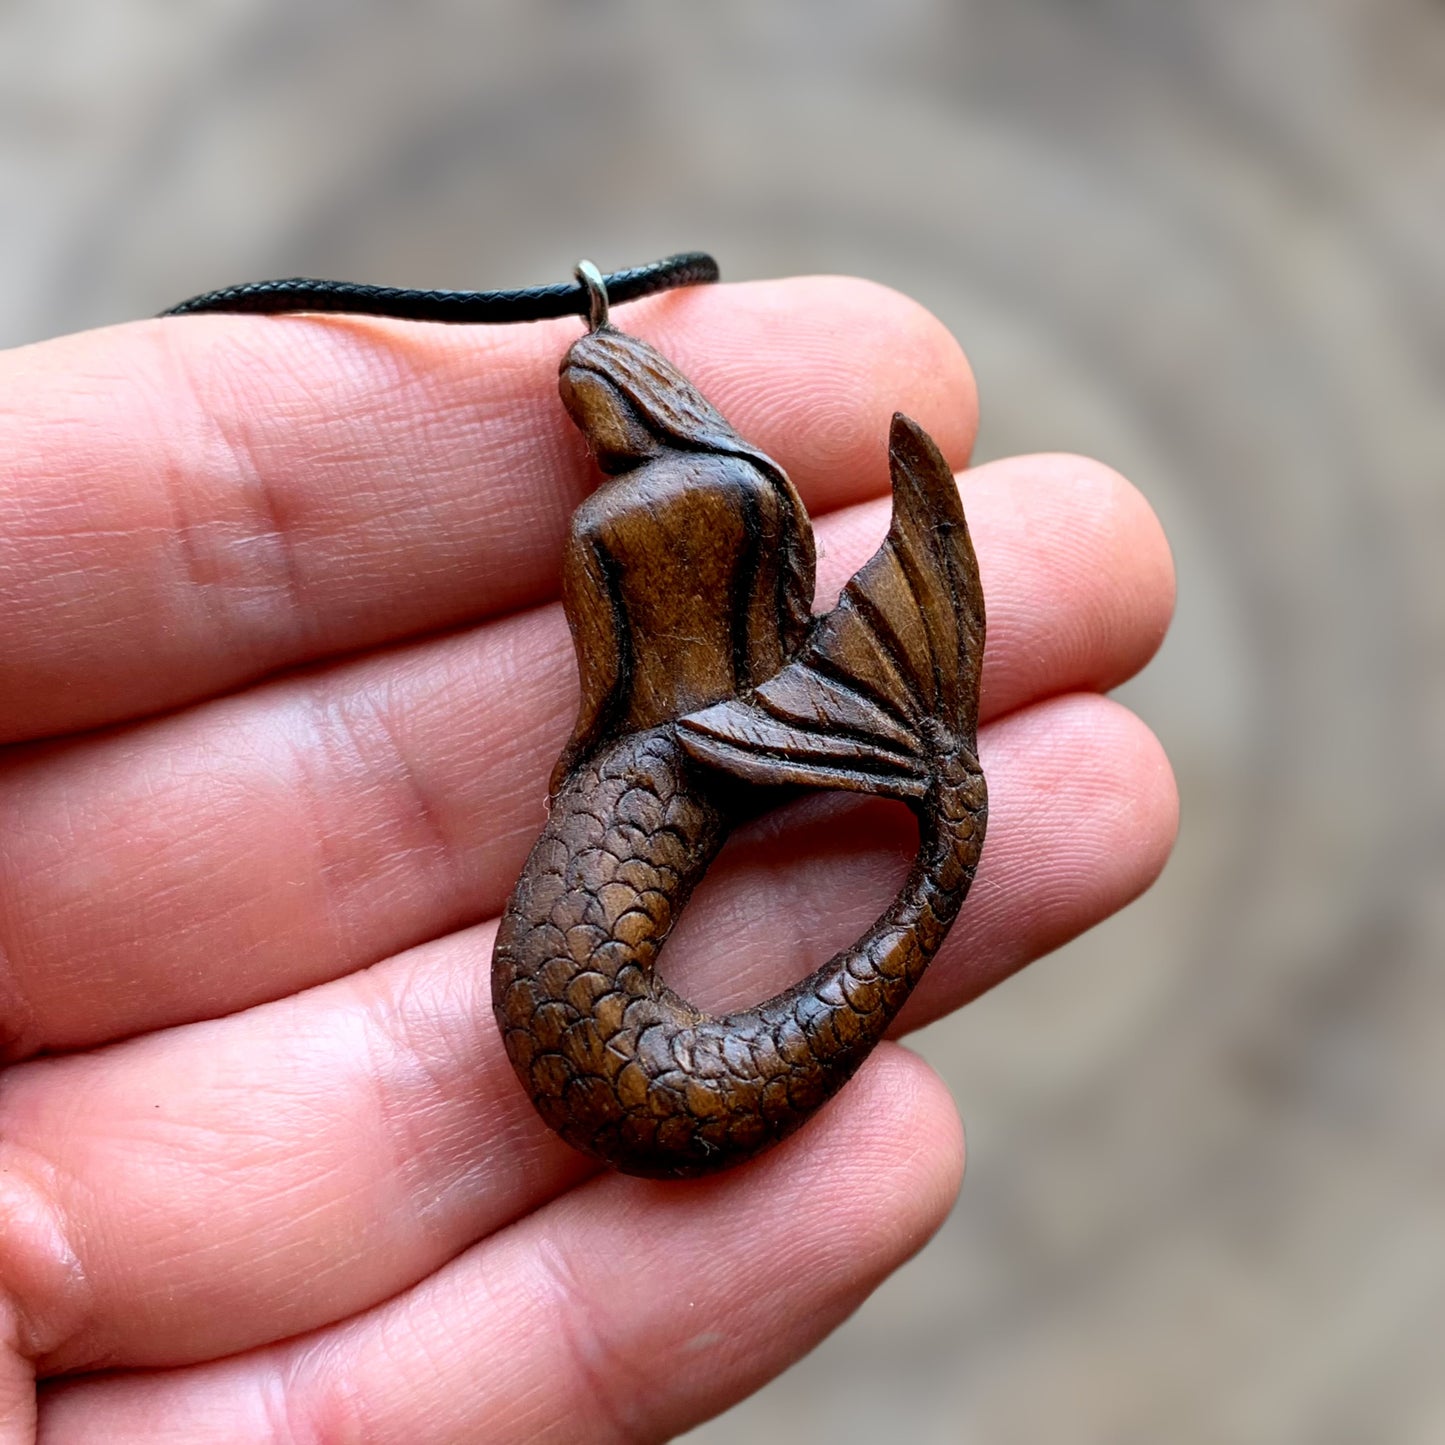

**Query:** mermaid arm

left=759, top=459, right=816, bottom=659
left=551, top=525, right=627, bottom=796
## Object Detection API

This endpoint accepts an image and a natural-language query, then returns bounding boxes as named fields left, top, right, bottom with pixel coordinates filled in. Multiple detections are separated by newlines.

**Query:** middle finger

left=0, top=454, right=1170, bottom=1058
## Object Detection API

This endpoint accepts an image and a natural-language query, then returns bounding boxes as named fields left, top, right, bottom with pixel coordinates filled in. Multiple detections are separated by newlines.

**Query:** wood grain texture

left=492, top=323, right=987, bottom=1177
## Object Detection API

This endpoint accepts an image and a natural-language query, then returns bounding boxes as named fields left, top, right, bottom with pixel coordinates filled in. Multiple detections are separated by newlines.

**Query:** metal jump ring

left=575, top=260, right=610, bottom=331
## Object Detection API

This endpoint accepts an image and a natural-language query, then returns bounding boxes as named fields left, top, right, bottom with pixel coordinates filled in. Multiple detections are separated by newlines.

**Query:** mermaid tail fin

left=678, top=414, right=983, bottom=801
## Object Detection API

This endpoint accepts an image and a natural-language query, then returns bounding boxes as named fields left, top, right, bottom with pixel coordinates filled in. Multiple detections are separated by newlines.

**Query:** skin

left=0, top=277, right=1177, bottom=1444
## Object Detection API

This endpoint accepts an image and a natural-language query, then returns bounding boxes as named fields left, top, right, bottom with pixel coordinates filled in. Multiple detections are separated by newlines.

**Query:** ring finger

left=0, top=691, right=1176, bottom=1375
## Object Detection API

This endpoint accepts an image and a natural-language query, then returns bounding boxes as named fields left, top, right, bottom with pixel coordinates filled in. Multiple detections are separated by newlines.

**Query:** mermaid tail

left=492, top=415, right=987, bottom=1177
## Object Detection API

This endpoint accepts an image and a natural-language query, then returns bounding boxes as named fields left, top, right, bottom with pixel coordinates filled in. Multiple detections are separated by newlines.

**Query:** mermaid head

left=560, top=326, right=762, bottom=474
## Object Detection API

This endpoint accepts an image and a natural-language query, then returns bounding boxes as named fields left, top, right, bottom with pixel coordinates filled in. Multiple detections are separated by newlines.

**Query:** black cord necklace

left=161, top=251, right=718, bottom=325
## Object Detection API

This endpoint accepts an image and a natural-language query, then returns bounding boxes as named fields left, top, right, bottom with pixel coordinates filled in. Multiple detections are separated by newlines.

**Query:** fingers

left=908, top=694, right=1178, bottom=1027
left=0, top=455, right=1173, bottom=1057
left=0, top=1300, right=35, bottom=1445
left=37, top=1048, right=961, bottom=1444
left=0, top=278, right=975, bottom=743
left=0, top=693, right=1174, bottom=1373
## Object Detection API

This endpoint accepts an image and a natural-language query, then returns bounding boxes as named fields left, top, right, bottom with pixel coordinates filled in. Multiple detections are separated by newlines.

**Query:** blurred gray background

left=2, top=2, right=1441, bottom=1440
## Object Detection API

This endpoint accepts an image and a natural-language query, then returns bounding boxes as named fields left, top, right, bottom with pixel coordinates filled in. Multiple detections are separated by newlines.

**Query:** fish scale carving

left=494, top=727, right=984, bottom=1178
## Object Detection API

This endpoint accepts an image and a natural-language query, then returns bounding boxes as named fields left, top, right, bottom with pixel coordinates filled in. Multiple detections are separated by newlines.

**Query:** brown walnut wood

left=492, top=322, right=988, bottom=1178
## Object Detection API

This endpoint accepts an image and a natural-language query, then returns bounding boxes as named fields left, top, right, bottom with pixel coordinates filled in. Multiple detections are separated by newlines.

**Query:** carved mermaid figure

left=492, top=309, right=988, bottom=1178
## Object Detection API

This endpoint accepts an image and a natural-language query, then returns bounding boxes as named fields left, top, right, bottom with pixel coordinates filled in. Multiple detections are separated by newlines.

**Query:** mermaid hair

left=562, top=325, right=817, bottom=648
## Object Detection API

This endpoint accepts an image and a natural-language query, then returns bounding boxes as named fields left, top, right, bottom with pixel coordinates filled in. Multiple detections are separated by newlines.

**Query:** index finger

left=0, top=278, right=976, bottom=743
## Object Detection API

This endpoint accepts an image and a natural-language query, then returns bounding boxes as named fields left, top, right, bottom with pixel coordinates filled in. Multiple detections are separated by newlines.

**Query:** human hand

left=0, top=278, right=1176, bottom=1443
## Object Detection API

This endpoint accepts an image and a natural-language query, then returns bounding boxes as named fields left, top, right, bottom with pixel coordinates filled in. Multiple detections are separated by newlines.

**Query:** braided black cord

left=160, top=251, right=719, bottom=324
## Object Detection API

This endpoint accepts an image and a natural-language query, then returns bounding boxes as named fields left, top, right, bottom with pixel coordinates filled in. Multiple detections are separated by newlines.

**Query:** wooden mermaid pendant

left=492, top=290, right=987, bottom=1179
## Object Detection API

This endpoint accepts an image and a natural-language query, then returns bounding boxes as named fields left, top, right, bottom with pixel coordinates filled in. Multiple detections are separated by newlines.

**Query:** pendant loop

left=574, top=259, right=610, bottom=331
